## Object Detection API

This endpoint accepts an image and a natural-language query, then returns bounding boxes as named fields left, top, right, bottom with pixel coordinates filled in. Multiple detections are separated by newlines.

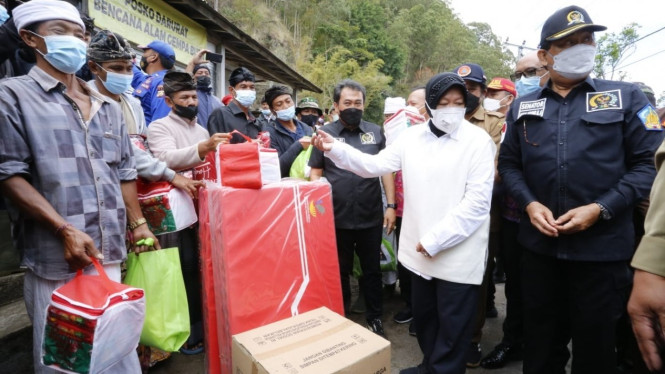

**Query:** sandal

left=180, top=341, right=204, bottom=355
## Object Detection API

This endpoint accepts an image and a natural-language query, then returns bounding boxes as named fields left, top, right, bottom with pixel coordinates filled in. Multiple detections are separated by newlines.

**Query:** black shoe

left=394, top=307, right=413, bottom=324
left=480, top=343, right=523, bottom=369
left=486, top=304, right=498, bottom=318
left=367, top=318, right=386, bottom=337
left=466, top=342, right=482, bottom=368
left=408, top=321, right=416, bottom=336
left=399, top=364, right=429, bottom=374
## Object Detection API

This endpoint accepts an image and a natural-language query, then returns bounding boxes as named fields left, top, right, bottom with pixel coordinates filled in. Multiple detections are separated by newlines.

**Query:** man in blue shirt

left=132, top=40, right=175, bottom=124
left=498, top=6, right=663, bottom=373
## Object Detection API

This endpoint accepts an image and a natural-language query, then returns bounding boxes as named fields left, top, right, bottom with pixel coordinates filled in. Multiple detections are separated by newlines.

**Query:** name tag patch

left=360, top=132, right=376, bottom=144
left=586, top=90, right=622, bottom=112
left=517, top=98, right=546, bottom=118
left=637, top=104, right=662, bottom=131
left=334, top=137, right=346, bottom=143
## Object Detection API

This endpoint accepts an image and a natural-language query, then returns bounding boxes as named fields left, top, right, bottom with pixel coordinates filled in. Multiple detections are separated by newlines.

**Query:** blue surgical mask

left=515, top=72, right=548, bottom=97
left=234, top=89, right=256, bottom=107
left=96, top=64, right=132, bottom=95
left=30, top=31, right=87, bottom=74
left=260, top=109, right=272, bottom=117
left=276, top=105, right=295, bottom=121
left=0, top=6, right=9, bottom=25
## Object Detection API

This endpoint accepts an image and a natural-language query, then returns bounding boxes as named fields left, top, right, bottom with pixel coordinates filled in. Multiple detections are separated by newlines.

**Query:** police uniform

left=308, top=119, right=385, bottom=322
left=131, top=65, right=171, bottom=125
left=499, top=76, right=663, bottom=373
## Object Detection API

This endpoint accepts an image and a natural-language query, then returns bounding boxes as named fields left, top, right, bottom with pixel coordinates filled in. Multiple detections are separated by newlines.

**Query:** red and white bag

left=196, top=130, right=280, bottom=188
left=136, top=180, right=198, bottom=235
left=384, top=108, right=426, bottom=145
left=42, top=258, right=145, bottom=374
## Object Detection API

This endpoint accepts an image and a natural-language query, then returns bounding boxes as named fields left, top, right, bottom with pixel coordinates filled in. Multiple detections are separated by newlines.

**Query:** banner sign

left=90, top=0, right=207, bottom=63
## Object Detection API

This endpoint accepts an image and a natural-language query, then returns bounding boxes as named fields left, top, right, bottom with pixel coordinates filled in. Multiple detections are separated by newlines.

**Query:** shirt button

left=559, top=142, right=564, bottom=145
left=96, top=177, right=100, bottom=181
left=560, top=120, right=566, bottom=124
left=560, top=164, right=565, bottom=168
left=100, top=202, right=104, bottom=206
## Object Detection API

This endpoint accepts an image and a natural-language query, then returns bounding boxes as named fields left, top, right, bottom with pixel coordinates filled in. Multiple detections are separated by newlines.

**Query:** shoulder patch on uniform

left=156, top=84, right=164, bottom=98
left=517, top=98, right=546, bottom=118
left=360, top=132, right=376, bottom=144
left=586, top=89, right=622, bottom=112
left=637, top=104, right=662, bottom=131
left=140, top=76, right=153, bottom=90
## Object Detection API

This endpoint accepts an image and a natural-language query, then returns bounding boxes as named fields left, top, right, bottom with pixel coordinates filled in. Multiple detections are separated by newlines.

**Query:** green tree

left=299, top=46, right=392, bottom=124
left=594, top=23, right=640, bottom=80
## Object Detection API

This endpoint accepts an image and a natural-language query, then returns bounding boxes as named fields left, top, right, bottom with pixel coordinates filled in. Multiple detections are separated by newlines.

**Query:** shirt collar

left=469, top=104, right=485, bottom=122
left=29, top=66, right=113, bottom=104
left=426, top=119, right=461, bottom=140
left=228, top=100, right=255, bottom=120
left=541, top=75, right=597, bottom=97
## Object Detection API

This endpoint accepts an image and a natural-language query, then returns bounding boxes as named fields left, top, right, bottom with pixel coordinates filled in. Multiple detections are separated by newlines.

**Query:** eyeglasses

left=510, top=67, right=546, bottom=82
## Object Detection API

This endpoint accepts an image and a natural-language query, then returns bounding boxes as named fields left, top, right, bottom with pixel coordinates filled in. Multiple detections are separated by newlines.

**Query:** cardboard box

left=198, top=180, right=345, bottom=373
left=232, top=307, right=390, bottom=374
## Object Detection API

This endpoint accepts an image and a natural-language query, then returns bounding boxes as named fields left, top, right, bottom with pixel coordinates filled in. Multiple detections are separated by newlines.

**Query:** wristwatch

left=595, top=202, right=611, bottom=220
left=386, top=203, right=397, bottom=209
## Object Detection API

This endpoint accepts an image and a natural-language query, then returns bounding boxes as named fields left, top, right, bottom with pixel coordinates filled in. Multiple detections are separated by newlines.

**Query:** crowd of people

left=1, top=1, right=665, bottom=374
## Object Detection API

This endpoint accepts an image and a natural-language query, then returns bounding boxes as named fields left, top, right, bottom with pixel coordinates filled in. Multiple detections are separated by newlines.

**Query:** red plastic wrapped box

left=198, top=180, right=344, bottom=374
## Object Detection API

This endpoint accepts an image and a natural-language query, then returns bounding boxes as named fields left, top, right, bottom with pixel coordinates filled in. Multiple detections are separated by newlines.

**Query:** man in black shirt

left=309, top=79, right=395, bottom=337
left=207, top=66, right=263, bottom=143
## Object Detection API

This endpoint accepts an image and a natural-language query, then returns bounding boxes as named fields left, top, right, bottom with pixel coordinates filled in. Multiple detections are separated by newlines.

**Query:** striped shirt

left=0, top=66, right=136, bottom=280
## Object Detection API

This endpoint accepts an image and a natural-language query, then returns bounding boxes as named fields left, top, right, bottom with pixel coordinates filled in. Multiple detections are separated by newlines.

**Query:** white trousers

left=24, top=264, right=141, bottom=374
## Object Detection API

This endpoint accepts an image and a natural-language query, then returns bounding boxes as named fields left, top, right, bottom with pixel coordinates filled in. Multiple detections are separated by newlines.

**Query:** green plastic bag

left=289, top=145, right=314, bottom=179
left=352, top=237, right=397, bottom=277
left=124, top=247, right=190, bottom=352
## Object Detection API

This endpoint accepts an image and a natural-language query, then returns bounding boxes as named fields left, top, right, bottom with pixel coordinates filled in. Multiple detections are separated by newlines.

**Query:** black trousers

left=412, top=275, right=479, bottom=374
left=499, top=218, right=524, bottom=346
left=158, top=226, right=203, bottom=346
left=522, top=250, right=632, bottom=374
left=395, top=216, right=412, bottom=307
left=336, top=226, right=383, bottom=321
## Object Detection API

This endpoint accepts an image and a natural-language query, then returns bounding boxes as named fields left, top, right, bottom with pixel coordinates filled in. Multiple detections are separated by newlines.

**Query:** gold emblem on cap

left=457, top=65, right=471, bottom=77
left=567, top=11, right=584, bottom=25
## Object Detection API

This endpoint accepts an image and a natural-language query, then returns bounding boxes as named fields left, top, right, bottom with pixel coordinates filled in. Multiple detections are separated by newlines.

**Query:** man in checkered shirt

left=0, top=1, right=157, bottom=372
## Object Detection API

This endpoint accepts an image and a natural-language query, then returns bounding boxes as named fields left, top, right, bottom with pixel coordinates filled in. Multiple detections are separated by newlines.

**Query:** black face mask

left=196, top=76, right=212, bottom=89
left=174, top=104, right=198, bottom=120
left=339, top=108, right=363, bottom=128
left=140, top=56, right=149, bottom=72
left=465, top=93, right=480, bottom=115
left=300, top=114, right=319, bottom=127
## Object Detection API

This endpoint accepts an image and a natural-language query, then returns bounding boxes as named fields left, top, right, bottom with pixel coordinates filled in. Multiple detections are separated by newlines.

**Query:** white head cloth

left=384, top=97, right=406, bottom=114
left=13, top=0, right=84, bottom=32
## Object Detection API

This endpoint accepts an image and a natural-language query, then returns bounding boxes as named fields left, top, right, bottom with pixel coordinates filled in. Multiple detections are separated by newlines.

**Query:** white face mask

left=483, top=96, right=509, bottom=112
left=550, top=43, right=596, bottom=80
left=427, top=104, right=466, bottom=134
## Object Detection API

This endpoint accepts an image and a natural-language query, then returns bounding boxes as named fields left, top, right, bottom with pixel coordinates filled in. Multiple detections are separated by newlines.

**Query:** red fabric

left=198, top=180, right=343, bottom=373
left=217, top=142, right=262, bottom=189
left=192, top=151, right=217, bottom=183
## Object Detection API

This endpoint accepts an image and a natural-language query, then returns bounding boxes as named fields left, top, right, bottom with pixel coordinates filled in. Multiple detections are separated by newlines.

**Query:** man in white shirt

left=311, top=72, right=495, bottom=374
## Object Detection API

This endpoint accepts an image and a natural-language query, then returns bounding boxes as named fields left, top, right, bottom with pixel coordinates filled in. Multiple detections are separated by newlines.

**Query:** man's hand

left=171, top=174, right=204, bottom=199
left=298, top=136, right=312, bottom=150
left=525, top=201, right=559, bottom=237
left=311, top=130, right=334, bottom=152
left=60, top=225, right=104, bottom=270
left=415, top=242, right=431, bottom=259
left=198, top=132, right=231, bottom=158
left=384, top=207, right=396, bottom=235
left=131, top=224, right=161, bottom=254
left=554, top=203, right=600, bottom=234
left=628, top=269, right=665, bottom=372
